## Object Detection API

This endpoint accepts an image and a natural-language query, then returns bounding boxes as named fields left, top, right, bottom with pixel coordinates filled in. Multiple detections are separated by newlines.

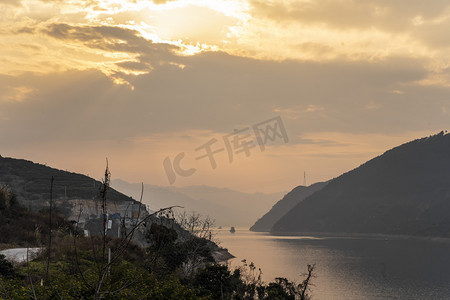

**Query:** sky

left=1, top=0, right=450, bottom=193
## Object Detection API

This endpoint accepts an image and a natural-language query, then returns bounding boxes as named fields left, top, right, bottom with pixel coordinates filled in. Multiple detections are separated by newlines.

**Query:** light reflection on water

left=215, top=229, right=450, bottom=300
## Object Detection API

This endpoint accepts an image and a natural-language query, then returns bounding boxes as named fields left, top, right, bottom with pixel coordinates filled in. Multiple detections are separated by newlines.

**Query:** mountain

left=250, top=182, right=328, bottom=232
left=111, top=179, right=283, bottom=227
left=0, top=156, right=142, bottom=219
left=0, top=156, right=233, bottom=264
left=272, top=131, right=450, bottom=237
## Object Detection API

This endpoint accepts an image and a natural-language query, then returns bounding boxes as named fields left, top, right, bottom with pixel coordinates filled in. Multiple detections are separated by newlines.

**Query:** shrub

left=0, top=254, right=14, bottom=277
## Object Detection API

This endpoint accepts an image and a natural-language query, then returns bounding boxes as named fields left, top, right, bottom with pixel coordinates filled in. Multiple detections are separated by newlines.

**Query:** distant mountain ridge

left=272, top=131, right=450, bottom=237
left=250, top=182, right=328, bottom=232
left=111, top=179, right=283, bottom=227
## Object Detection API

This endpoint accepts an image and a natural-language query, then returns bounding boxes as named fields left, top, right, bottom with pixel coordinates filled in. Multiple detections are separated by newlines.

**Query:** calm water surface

left=216, top=229, right=450, bottom=300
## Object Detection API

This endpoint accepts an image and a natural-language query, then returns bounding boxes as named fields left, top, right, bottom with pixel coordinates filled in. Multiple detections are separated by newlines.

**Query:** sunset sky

left=1, top=0, right=450, bottom=193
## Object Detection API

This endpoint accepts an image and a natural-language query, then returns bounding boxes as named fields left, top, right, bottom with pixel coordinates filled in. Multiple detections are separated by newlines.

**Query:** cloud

left=1, top=2, right=186, bottom=78
left=149, top=5, right=240, bottom=46
left=41, top=23, right=180, bottom=66
left=3, top=0, right=448, bottom=81
left=33, top=23, right=183, bottom=82
left=1, top=48, right=448, bottom=192
left=1, top=50, right=448, bottom=150
left=0, top=0, right=21, bottom=6
left=249, top=0, right=450, bottom=54
left=250, top=0, right=450, bottom=32
left=295, top=42, right=335, bottom=57
left=416, top=21, right=450, bottom=48
left=151, top=0, right=178, bottom=4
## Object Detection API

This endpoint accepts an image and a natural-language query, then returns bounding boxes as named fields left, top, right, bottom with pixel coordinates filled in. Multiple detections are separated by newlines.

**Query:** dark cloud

left=15, top=27, right=35, bottom=34
left=2, top=51, right=448, bottom=149
left=296, top=138, right=351, bottom=147
left=117, top=61, right=152, bottom=72
left=295, top=42, right=335, bottom=56
left=41, top=23, right=180, bottom=69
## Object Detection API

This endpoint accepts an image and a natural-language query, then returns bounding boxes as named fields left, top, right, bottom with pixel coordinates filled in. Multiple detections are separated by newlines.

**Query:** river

left=215, top=229, right=450, bottom=299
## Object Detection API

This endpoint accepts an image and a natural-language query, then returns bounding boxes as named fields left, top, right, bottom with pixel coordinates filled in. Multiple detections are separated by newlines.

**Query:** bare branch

left=43, top=176, right=54, bottom=298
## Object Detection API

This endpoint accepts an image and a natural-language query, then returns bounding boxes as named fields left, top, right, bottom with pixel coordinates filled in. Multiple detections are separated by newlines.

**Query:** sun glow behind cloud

left=2, top=0, right=450, bottom=82
left=0, top=0, right=251, bottom=81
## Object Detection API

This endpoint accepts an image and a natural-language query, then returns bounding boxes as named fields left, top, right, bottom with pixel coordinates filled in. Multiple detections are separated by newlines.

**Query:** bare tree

left=175, top=211, right=216, bottom=277
left=176, top=211, right=215, bottom=240
left=299, top=264, right=315, bottom=300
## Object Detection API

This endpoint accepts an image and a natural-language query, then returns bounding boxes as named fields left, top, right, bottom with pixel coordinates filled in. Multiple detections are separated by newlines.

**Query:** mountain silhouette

left=250, top=182, right=327, bottom=232
left=272, top=131, right=450, bottom=237
left=0, top=156, right=139, bottom=216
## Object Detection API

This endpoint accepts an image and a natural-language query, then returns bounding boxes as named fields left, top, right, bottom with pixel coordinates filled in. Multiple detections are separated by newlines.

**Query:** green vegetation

left=1, top=235, right=207, bottom=299
left=0, top=255, right=14, bottom=278
left=0, top=185, right=73, bottom=247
